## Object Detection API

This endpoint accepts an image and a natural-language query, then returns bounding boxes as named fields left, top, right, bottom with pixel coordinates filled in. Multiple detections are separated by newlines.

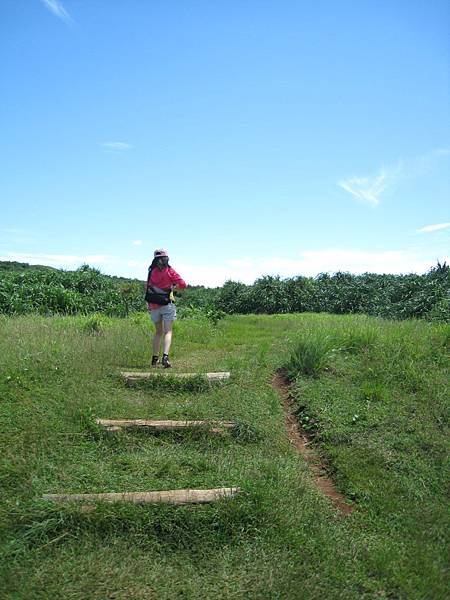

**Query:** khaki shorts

left=149, top=303, right=177, bottom=323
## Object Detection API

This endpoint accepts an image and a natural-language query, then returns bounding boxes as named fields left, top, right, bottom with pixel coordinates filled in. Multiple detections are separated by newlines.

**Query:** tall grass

left=0, top=313, right=448, bottom=599
left=285, top=333, right=335, bottom=378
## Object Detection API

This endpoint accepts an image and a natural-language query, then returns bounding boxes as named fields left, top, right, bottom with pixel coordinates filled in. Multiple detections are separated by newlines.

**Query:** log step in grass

left=96, top=418, right=236, bottom=434
left=42, top=487, right=241, bottom=506
left=120, top=371, right=231, bottom=383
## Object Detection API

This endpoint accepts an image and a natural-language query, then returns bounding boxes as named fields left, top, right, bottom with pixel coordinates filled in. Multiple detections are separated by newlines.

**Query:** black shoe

left=162, top=354, right=172, bottom=368
left=151, top=355, right=159, bottom=367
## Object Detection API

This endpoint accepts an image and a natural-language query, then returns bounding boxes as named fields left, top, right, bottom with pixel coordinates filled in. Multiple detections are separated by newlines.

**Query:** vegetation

left=0, top=263, right=145, bottom=317
left=0, top=312, right=448, bottom=599
left=216, top=263, right=450, bottom=322
left=1, top=260, right=448, bottom=322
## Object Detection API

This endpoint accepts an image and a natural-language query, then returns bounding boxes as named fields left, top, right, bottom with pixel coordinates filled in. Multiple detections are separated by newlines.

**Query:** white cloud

left=177, top=262, right=256, bottom=287
left=132, top=240, right=143, bottom=246
left=225, top=258, right=254, bottom=268
left=41, top=0, right=72, bottom=24
left=338, top=169, right=389, bottom=207
left=2, top=249, right=447, bottom=288
left=175, top=249, right=447, bottom=287
left=263, top=249, right=433, bottom=278
left=99, top=142, right=134, bottom=151
left=417, top=222, right=450, bottom=233
left=0, top=252, right=117, bottom=271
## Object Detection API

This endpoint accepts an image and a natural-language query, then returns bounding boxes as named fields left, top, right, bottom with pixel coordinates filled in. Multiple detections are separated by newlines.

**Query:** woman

left=146, top=249, right=186, bottom=368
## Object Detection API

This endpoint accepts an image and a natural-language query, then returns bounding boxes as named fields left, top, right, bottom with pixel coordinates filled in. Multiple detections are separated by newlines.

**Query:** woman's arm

left=168, top=268, right=187, bottom=290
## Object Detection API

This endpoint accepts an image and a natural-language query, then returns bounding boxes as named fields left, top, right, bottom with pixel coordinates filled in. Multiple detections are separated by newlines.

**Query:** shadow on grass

left=85, top=424, right=263, bottom=456
left=121, top=373, right=227, bottom=394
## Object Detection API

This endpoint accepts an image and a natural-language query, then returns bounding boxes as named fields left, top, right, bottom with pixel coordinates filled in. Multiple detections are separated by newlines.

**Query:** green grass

left=0, top=312, right=448, bottom=599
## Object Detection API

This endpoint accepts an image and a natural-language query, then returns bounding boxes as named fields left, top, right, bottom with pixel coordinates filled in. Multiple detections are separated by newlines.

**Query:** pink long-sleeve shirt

left=147, top=267, right=187, bottom=309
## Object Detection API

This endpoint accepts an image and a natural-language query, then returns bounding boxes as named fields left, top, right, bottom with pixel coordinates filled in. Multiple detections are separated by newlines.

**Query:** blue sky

left=1, top=0, right=449, bottom=286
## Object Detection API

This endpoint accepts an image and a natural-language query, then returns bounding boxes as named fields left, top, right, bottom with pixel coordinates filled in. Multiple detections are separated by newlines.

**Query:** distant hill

left=0, top=261, right=58, bottom=273
left=0, top=261, right=144, bottom=283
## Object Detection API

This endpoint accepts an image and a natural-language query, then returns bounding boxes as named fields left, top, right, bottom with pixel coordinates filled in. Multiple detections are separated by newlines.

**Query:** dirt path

left=272, top=371, right=353, bottom=515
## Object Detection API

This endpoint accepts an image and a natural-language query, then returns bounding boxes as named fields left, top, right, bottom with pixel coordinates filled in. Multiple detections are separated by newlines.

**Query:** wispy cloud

left=417, top=222, right=450, bottom=233
left=41, top=0, right=73, bottom=24
left=339, top=148, right=450, bottom=208
left=338, top=169, right=390, bottom=207
left=99, top=142, right=134, bottom=152
left=401, top=147, right=450, bottom=178
left=132, top=240, right=143, bottom=246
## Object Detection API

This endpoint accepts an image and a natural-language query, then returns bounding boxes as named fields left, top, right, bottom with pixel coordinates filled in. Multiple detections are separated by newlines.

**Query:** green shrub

left=216, top=280, right=252, bottom=314
left=214, top=263, right=450, bottom=323
left=284, top=333, right=335, bottom=379
left=80, top=314, right=110, bottom=335
left=340, top=326, right=379, bottom=353
left=0, top=265, right=146, bottom=317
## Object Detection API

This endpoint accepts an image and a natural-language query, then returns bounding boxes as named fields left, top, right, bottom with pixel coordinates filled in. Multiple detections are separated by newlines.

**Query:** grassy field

left=0, top=312, right=448, bottom=599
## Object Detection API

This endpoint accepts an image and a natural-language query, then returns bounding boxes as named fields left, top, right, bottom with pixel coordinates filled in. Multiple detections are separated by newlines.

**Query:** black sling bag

left=145, top=266, right=171, bottom=305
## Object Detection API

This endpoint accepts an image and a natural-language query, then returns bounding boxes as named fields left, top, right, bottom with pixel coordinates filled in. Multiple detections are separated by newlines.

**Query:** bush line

left=0, top=260, right=448, bottom=322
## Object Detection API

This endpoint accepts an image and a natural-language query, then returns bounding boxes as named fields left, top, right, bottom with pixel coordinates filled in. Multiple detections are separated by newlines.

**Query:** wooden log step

left=96, top=418, right=236, bottom=434
left=42, top=487, right=241, bottom=505
left=121, top=371, right=230, bottom=383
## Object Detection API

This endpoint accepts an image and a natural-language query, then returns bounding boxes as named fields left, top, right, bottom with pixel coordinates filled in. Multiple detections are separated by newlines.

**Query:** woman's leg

left=162, top=320, right=173, bottom=355
left=152, top=319, right=163, bottom=355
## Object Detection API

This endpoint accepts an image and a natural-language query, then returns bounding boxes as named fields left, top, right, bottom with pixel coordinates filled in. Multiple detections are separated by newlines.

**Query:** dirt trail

left=272, top=371, right=353, bottom=515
